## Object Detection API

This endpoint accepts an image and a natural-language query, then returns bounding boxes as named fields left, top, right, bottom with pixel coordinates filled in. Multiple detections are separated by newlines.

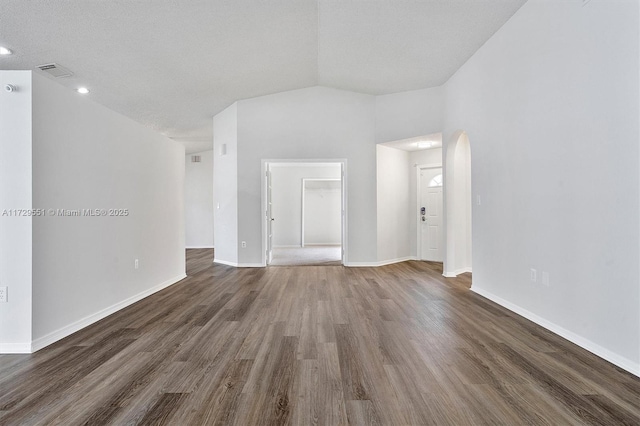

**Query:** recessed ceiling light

left=0, top=47, right=13, bottom=55
left=77, top=87, right=90, bottom=94
left=417, top=141, right=432, bottom=149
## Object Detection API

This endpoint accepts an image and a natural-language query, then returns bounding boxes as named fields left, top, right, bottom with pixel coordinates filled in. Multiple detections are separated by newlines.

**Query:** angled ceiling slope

left=0, top=0, right=526, bottom=144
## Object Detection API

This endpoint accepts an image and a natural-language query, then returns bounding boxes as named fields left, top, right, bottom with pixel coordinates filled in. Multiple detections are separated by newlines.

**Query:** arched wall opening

left=444, top=131, right=472, bottom=278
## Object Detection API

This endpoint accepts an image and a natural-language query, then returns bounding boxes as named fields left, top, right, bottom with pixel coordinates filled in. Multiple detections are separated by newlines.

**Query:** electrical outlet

left=542, top=272, right=550, bottom=287
left=241, top=241, right=247, bottom=248
left=135, top=259, right=139, bottom=269
left=0, top=286, right=7, bottom=303
left=530, top=268, right=537, bottom=282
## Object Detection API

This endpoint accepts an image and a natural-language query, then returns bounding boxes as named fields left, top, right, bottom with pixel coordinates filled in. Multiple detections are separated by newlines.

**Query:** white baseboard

left=471, top=286, right=640, bottom=378
left=0, top=342, right=32, bottom=354
left=443, top=267, right=472, bottom=278
left=214, top=259, right=238, bottom=267
left=214, top=259, right=265, bottom=268
left=30, top=273, right=187, bottom=353
left=377, top=256, right=416, bottom=266
left=344, top=262, right=377, bottom=267
left=186, top=246, right=214, bottom=249
left=273, top=245, right=301, bottom=248
left=303, top=243, right=341, bottom=247
left=346, top=256, right=415, bottom=267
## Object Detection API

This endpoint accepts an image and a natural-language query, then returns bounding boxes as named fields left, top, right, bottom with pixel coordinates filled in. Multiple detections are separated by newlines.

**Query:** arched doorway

left=444, top=131, right=472, bottom=278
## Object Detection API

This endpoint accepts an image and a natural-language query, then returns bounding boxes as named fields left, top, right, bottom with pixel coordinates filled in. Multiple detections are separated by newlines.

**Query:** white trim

left=346, top=256, right=416, bottom=267
left=341, top=162, right=348, bottom=265
left=471, top=286, right=640, bottom=378
left=377, top=256, right=416, bottom=266
left=214, top=259, right=265, bottom=268
left=262, top=159, right=348, bottom=267
left=262, top=162, right=269, bottom=265
left=0, top=342, right=32, bottom=354
left=273, top=245, right=302, bottom=248
left=30, top=273, right=187, bottom=353
left=303, top=243, right=341, bottom=246
left=214, top=259, right=239, bottom=267
left=186, top=246, right=214, bottom=249
left=301, top=178, right=304, bottom=247
left=345, top=262, right=380, bottom=267
left=443, top=267, right=472, bottom=277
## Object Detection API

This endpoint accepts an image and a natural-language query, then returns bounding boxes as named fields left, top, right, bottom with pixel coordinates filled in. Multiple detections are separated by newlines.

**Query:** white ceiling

left=0, top=0, right=526, bottom=152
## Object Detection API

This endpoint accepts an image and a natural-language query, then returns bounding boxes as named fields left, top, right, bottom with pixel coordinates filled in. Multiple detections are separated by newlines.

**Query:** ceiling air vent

left=191, top=155, right=201, bottom=163
left=36, top=63, right=74, bottom=78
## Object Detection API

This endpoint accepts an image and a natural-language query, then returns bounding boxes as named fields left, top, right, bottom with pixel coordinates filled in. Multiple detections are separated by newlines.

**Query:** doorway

left=262, top=161, right=346, bottom=266
left=444, top=131, right=472, bottom=277
left=418, top=166, right=443, bottom=262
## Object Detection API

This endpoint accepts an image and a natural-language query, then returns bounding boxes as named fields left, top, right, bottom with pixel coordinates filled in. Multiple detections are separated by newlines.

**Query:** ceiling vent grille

left=36, top=63, right=74, bottom=78
left=191, top=155, right=201, bottom=163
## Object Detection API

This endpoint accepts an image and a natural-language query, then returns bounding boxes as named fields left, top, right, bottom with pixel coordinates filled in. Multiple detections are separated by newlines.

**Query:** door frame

left=416, top=163, right=443, bottom=261
left=261, top=159, right=348, bottom=266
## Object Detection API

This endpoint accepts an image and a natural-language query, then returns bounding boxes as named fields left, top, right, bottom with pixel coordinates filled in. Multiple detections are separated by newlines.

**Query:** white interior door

left=420, top=168, right=443, bottom=262
left=266, top=168, right=273, bottom=264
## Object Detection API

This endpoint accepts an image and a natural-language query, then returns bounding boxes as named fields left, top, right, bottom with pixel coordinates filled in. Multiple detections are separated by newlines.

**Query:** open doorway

left=262, top=161, right=346, bottom=266
left=377, top=133, right=443, bottom=266
left=444, top=131, right=472, bottom=277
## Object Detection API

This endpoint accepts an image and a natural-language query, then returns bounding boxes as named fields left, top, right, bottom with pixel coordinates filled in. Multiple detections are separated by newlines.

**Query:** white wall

left=0, top=71, right=33, bottom=351
left=376, top=145, right=411, bottom=263
left=444, top=0, right=640, bottom=371
left=215, top=85, right=445, bottom=266
left=31, top=72, right=186, bottom=347
left=235, top=86, right=376, bottom=265
left=409, top=147, right=443, bottom=257
left=410, top=147, right=442, bottom=167
left=304, top=181, right=342, bottom=245
left=213, top=103, right=239, bottom=265
left=270, top=164, right=341, bottom=247
left=185, top=150, right=214, bottom=248
left=375, top=86, right=444, bottom=144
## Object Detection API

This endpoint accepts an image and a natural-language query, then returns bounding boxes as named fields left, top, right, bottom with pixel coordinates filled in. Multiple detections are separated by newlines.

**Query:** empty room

left=1, top=0, right=640, bottom=424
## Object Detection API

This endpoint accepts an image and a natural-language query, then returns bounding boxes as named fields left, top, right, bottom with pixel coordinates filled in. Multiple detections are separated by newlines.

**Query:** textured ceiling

left=0, top=0, right=526, bottom=150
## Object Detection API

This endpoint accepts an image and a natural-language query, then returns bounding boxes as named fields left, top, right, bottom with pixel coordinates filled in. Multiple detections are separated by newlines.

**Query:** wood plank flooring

left=1, top=248, right=640, bottom=425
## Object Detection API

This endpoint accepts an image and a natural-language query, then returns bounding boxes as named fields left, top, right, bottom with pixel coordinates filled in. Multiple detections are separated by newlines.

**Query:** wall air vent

left=191, top=155, right=201, bottom=163
left=36, top=63, right=74, bottom=78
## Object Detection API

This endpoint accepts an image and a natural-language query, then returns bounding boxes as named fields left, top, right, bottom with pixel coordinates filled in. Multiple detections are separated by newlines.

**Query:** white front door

left=420, top=168, right=443, bottom=262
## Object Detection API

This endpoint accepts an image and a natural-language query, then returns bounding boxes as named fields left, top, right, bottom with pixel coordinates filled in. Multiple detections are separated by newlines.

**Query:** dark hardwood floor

left=1, top=248, right=639, bottom=425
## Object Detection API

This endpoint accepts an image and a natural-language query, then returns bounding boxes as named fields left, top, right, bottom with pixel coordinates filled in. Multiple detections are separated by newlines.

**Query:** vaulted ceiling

left=0, top=0, right=526, bottom=151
